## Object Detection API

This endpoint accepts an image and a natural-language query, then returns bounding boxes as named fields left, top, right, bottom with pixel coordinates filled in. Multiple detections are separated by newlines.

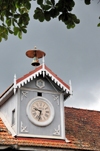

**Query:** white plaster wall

left=0, top=92, right=18, bottom=133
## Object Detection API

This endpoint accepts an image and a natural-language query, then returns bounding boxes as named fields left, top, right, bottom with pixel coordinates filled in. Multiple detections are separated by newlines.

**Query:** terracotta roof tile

left=65, top=107, right=100, bottom=150
left=0, top=107, right=100, bottom=150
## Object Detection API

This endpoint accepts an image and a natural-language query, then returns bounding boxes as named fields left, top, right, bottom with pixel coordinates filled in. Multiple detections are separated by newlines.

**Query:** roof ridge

left=0, top=83, right=14, bottom=98
left=16, top=65, right=43, bottom=84
left=64, top=106, right=100, bottom=112
left=45, top=65, right=70, bottom=90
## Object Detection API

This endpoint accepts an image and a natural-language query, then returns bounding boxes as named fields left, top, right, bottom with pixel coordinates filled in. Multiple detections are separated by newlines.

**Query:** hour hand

left=34, top=107, right=41, bottom=112
left=33, top=107, right=42, bottom=113
left=34, top=107, right=39, bottom=111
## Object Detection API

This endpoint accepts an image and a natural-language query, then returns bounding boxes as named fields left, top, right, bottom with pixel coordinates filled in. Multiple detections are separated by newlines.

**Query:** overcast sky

left=0, top=0, right=100, bottom=111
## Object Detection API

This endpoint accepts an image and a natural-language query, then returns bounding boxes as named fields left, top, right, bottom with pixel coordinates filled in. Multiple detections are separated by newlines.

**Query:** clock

left=26, top=97, right=55, bottom=126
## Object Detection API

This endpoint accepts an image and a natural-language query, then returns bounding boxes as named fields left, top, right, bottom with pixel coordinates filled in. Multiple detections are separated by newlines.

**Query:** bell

left=31, top=57, right=40, bottom=66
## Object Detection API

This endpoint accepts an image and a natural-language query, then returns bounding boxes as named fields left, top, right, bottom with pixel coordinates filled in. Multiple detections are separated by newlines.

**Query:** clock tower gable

left=15, top=64, right=71, bottom=140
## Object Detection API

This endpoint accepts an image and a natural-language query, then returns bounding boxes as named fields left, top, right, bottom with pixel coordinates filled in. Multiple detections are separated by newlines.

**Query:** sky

left=0, top=0, right=100, bottom=111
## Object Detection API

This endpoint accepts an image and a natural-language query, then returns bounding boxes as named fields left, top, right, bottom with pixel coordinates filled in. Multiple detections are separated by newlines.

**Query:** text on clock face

left=31, top=101, right=51, bottom=122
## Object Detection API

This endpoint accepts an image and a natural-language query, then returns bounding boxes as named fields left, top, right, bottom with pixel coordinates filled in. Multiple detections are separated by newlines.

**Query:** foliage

left=0, top=0, right=91, bottom=42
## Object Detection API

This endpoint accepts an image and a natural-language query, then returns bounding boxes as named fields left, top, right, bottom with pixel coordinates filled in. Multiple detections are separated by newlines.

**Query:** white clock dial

left=31, top=101, right=51, bottom=122
left=26, top=97, right=54, bottom=126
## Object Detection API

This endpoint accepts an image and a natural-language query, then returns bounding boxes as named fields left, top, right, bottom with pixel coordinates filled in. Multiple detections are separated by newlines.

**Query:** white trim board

left=0, top=112, right=16, bottom=137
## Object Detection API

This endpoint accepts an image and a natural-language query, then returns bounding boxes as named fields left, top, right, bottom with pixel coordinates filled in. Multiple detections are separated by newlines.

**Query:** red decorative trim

left=16, top=65, right=43, bottom=84
left=17, top=137, right=65, bottom=143
left=0, top=83, right=13, bottom=98
left=45, top=65, right=70, bottom=90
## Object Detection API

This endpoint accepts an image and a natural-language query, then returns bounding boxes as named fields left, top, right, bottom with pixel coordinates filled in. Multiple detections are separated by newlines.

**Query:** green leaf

left=0, top=26, right=4, bottom=32
left=75, top=19, right=80, bottom=24
left=4, top=34, right=8, bottom=40
left=12, top=18, right=15, bottom=26
left=25, top=2, right=31, bottom=10
left=6, top=18, right=11, bottom=26
left=39, top=15, right=44, bottom=22
left=2, top=33, right=8, bottom=40
left=19, top=16, right=23, bottom=25
left=21, top=28, right=27, bottom=33
left=46, top=0, right=52, bottom=5
left=37, top=0, right=43, bottom=5
left=0, top=36, right=2, bottom=42
left=34, top=7, right=44, bottom=22
left=59, top=14, right=64, bottom=21
left=9, top=29, right=13, bottom=34
left=44, top=11, right=51, bottom=21
left=18, top=30, right=22, bottom=39
left=97, top=23, right=100, bottom=27
left=43, top=5, right=51, bottom=11
left=85, top=0, right=91, bottom=5
left=67, top=24, right=71, bottom=29
left=50, top=8, right=59, bottom=18
left=1, top=15, right=4, bottom=22
left=14, top=14, right=20, bottom=18
left=14, top=27, right=19, bottom=35
left=51, top=0, right=55, bottom=6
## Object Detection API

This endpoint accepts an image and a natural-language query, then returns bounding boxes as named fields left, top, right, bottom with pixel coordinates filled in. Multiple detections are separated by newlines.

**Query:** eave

left=0, top=64, right=72, bottom=105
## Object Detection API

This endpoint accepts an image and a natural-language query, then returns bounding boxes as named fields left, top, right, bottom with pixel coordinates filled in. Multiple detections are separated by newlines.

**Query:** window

left=37, top=92, right=42, bottom=96
left=12, top=109, right=15, bottom=125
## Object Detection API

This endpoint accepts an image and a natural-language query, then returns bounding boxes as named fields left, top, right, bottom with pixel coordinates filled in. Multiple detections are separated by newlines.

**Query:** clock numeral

left=45, top=114, right=48, bottom=117
left=43, top=104, right=45, bottom=107
left=46, top=111, right=49, bottom=113
left=32, top=110, right=35, bottom=113
left=38, top=116, right=42, bottom=121
left=40, top=102, right=42, bottom=106
left=32, top=112, right=36, bottom=116
left=36, top=103, right=38, bottom=107
left=45, top=107, right=48, bottom=110
left=43, top=116, right=46, bottom=119
left=36, top=115, right=39, bottom=119
left=32, top=106, right=36, bottom=110
left=32, top=109, right=35, bottom=112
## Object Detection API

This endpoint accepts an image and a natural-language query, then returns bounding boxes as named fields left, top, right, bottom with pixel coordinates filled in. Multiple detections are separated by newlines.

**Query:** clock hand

left=34, top=107, right=39, bottom=111
left=38, top=110, right=42, bottom=121
left=34, top=107, right=42, bottom=112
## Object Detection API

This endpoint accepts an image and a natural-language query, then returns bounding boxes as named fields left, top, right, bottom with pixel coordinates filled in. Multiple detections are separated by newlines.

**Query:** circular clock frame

left=26, top=97, right=55, bottom=126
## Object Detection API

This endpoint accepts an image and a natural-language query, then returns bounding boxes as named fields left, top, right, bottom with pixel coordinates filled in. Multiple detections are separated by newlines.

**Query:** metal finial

left=69, top=80, right=73, bottom=95
left=42, top=55, right=45, bottom=64
left=34, top=46, right=37, bottom=49
left=14, top=74, right=17, bottom=94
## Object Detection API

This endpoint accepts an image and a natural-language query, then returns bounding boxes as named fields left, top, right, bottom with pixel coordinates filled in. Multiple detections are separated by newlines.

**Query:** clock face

left=26, top=97, right=55, bottom=126
left=31, top=101, right=51, bottom=122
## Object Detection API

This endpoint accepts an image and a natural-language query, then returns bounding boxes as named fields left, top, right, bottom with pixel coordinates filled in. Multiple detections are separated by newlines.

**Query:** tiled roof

left=0, top=118, right=17, bottom=146
left=65, top=107, right=100, bottom=151
left=0, top=107, right=100, bottom=150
